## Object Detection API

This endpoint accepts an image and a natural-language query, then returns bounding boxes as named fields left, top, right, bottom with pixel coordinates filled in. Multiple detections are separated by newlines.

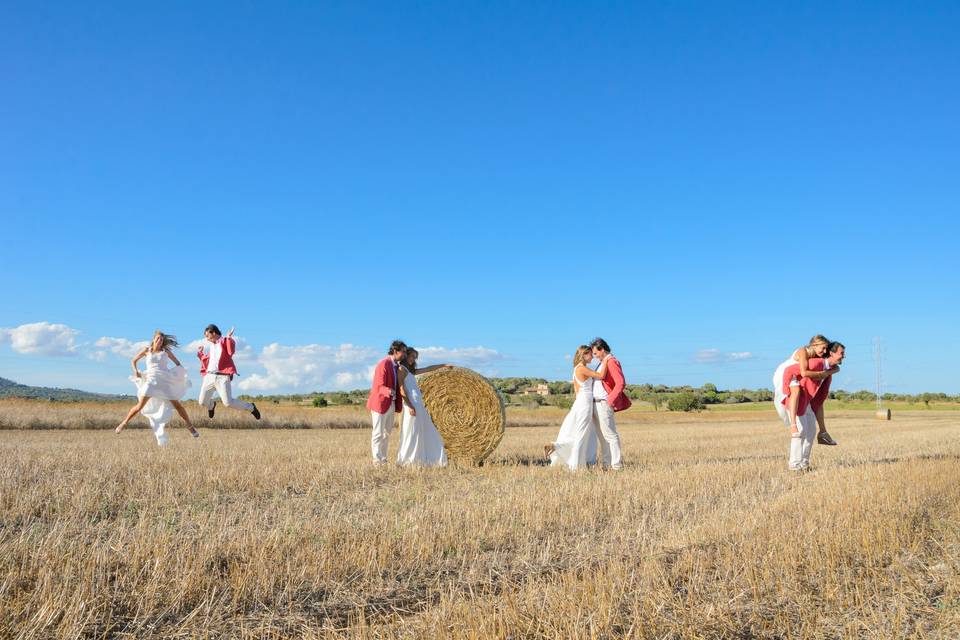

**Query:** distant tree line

left=240, top=378, right=960, bottom=412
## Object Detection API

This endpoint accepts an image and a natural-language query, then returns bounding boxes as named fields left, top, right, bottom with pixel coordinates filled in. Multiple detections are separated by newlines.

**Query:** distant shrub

left=311, top=397, right=328, bottom=408
left=639, top=391, right=663, bottom=411
left=327, top=392, right=352, bottom=405
left=520, top=394, right=544, bottom=408
left=667, top=393, right=704, bottom=412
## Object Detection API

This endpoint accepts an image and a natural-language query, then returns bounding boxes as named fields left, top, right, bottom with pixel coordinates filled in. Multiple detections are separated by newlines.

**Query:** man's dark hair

left=205, top=324, right=222, bottom=337
left=590, top=337, right=611, bottom=353
left=388, top=340, right=407, bottom=355
left=828, top=341, right=845, bottom=354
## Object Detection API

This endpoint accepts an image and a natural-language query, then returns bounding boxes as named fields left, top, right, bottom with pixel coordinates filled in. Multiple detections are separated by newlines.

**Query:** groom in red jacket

left=590, top=337, right=630, bottom=470
left=198, top=324, right=260, bottom=421
left=366, top=340, right=407, bottom=464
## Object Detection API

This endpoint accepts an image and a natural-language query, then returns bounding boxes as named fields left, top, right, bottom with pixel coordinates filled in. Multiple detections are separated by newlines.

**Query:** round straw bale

left=875, top=409, right=892, bottom=420
left=418, top=367, right=505, bottom=465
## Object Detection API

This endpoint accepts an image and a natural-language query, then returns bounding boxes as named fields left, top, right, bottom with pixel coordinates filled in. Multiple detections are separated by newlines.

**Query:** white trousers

left=773, top=361, right=815, bottom=469
left=775, top=398, right=817, bottom=470
left=371, top=410, right=396, bottom=463
left=592, top=400, right=623, bottom=470
left=199, top=374, right=253, bottom=412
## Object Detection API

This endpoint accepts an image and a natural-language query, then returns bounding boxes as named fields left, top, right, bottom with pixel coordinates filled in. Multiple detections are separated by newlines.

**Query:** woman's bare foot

left=543, top=444, right=555, bottom=459
left=115, top=422, right=127, bottom=433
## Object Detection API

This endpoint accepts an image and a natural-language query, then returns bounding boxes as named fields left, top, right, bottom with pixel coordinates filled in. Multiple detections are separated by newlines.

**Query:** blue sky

left=2, top=2, right=958, bottom=395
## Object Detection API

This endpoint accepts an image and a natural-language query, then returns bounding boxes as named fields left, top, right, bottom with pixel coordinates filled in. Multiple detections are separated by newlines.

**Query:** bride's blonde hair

left=151, top=330, right=180, bottom=352
left=572, top=345, right=592, bottom=369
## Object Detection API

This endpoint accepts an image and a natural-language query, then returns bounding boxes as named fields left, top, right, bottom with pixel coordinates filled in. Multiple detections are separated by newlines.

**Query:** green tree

left=548, top=381, right=573, bottom=395
left=639, top=391, right=662, bottom=411
left=327, top=392, right=352, bottom=405
left=312, top=396, right=328, bottom=408
left=667, top=393, right=704, bottom=412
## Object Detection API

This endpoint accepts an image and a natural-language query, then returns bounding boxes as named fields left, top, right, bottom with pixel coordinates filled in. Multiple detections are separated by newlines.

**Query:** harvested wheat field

left=2, top=411, right=960, bottom=638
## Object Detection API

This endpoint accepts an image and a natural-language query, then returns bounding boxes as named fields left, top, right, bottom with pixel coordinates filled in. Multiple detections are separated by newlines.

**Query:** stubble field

left=2, top=403, right=959, bottom=638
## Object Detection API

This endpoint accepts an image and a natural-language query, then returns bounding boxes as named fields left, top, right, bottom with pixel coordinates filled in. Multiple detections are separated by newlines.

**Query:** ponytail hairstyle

left=572, top=344, right=592, bottom=369
left=151, top=330, right=180, bottom=352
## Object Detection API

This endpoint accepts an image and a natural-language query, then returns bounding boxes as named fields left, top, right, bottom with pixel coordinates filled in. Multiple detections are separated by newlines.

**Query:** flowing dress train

left=130, top=351, right=191, bottom=447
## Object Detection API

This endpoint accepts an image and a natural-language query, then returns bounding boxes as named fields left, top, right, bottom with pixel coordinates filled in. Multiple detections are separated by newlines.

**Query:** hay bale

left=875, top=409, right=892, bottom=420
left=418, top=367, right=505, bottom=465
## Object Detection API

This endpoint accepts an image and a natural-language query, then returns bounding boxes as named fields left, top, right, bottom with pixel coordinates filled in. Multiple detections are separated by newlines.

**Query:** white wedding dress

left=550, top=371, right=598, bottom=470
left=397, top=366, right=448, bottom=467
left=130, top=351, right=191, bottom=447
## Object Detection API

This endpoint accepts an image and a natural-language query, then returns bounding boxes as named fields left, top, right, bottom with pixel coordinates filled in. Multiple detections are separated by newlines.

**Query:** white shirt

left=592, top=361, right=608, bottom=400
left=207, top=340, right=222, bottom=374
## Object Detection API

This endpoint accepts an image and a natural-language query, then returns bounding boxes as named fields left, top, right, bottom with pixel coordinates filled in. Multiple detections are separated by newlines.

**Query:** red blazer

left=197, top=337, right=239, bottom=376
left=366, top=356, right=402, bottom=413
left=780, top=357, right=831, bottom=415
left=600, top=356, right=632, bottom=412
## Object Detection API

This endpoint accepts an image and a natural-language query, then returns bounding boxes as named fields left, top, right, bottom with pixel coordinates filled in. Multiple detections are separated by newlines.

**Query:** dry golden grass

left=1, top=408, right=959, bottom=638
left=0, top=398, right=371, bottom=430
left=0, top=399, right=554, bottom=431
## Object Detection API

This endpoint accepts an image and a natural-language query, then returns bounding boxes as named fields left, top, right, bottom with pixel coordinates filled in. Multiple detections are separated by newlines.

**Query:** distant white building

left=521, top=383, right=551, bottom=397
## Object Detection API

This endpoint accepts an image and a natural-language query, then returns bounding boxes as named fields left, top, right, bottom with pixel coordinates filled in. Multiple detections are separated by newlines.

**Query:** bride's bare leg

left=787, top=386, right=801, bottom=437
left=171, top=401, right=199, bottom=437
left=117, top=397, right=149, bottom=433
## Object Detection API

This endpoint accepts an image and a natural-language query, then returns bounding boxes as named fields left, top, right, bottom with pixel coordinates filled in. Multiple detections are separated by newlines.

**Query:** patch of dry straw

left=418, top=367, right=505, bottom=465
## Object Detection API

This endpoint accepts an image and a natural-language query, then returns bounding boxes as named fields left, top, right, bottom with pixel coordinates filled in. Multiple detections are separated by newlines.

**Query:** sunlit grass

left=1, top=407, right=959, bottom=637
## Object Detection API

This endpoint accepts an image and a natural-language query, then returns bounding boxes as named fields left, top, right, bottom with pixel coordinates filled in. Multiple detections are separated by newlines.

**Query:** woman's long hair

left=406, top=348, right=419, bottom=373
left=808, top=334, right=829, bottom=348
left=151, top=330, right=180, bottom=352
left=572, top=345, right=592, bottom=369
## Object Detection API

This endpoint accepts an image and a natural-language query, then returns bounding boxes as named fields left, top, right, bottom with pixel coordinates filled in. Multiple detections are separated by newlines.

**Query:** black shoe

left=208, top=402, right=216, bottom=419
left=251, top=403, right=261, bottom=420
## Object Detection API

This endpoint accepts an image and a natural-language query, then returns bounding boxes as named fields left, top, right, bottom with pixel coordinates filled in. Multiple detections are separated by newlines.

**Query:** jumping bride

left=116, top=331, right=198, bottom=446
left=396, top=348, right=452, bottom=466
left=544, top=345, right=611, bottom=470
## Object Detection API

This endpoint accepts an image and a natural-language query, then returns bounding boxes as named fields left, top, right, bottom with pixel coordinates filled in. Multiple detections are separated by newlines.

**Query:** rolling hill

left=0, top=377, right=132, bottom=402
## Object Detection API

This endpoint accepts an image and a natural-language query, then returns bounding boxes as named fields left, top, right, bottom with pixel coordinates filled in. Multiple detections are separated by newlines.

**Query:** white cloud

left=0, top=323, right=508, bottom=394
left=235, top=343, right=508, bottom=393
left=0, top=322, right=80, bottom=356
left=694, top=349, right=754, bottom=364
left=414, top=346, right=505, bottom=369
left=237, top=342, right=381, bottom=392
left=92, top=336, right=151, bottom=360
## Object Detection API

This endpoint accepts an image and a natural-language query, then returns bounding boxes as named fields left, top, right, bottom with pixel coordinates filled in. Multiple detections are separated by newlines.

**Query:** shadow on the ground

left=489, top=454, right=552, bottom=467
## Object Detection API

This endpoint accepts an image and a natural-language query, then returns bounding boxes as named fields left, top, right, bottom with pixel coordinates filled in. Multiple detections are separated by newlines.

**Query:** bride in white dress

left=544, top=345, right=611, bottom=470
left=396, top=348, right=452, bottom=466
left=116, top=331, right=198, bottom=446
